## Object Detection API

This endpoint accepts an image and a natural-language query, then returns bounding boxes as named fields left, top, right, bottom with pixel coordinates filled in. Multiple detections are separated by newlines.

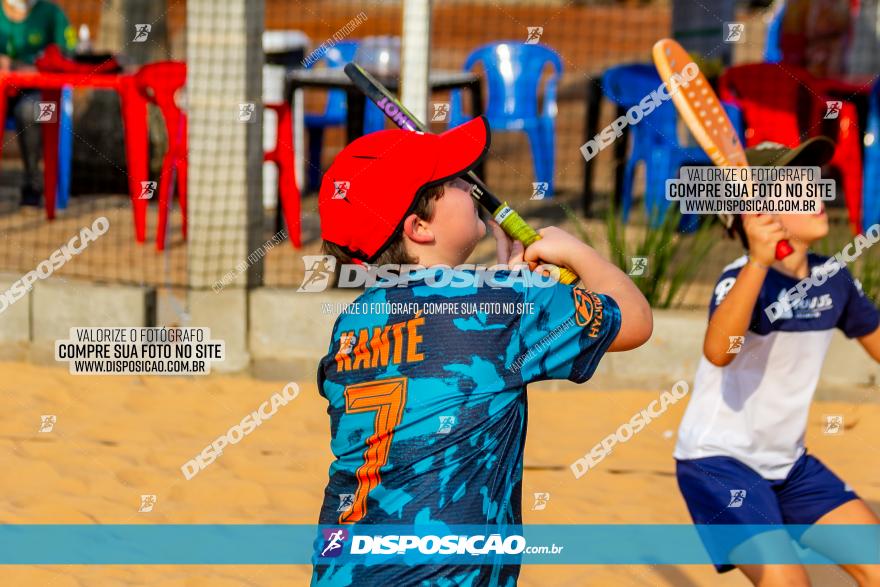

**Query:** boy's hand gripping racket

left=651, top=39, right=793, bottom=260
left=343, top=62, right=579, bottom=284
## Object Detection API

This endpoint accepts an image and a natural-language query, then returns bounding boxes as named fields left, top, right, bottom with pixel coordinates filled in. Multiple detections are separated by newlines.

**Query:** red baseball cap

left=319, top=116, right=491, bottom=262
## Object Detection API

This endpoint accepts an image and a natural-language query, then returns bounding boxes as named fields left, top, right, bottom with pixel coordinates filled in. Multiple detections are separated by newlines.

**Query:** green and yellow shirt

left=0, top=1, right=75, bottom=64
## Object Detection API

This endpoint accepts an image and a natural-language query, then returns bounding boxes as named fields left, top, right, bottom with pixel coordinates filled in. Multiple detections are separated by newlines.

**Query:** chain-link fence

left=0, top=0, right=186, bottom=288
left=0, top=0, right=877, bottom=292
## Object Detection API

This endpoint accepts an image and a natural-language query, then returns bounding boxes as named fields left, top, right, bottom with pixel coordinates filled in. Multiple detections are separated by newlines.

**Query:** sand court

left=1, top=361, right=878, bottom=585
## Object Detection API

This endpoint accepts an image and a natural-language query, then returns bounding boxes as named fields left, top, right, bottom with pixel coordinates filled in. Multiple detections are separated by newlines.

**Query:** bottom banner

left=1, top=524, right=878, bottom=566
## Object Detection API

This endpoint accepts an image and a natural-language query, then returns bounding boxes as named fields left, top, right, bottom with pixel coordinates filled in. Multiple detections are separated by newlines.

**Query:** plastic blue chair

left=449, top=42, right=562, bottom=196
left=304, top=41, right=357, bottom=191
left=4, top=85, right=72, bottom=208
left=764, top=3, right=785, bottom=63
left=863, top=79, right=880, bottom=232
left=352, top=36, right=400, bottom=136
left=57, top=85, right=72, bottom=209
left=303, top=41, right=388, bottom=190
left=601, top=64, right=744, bottom=230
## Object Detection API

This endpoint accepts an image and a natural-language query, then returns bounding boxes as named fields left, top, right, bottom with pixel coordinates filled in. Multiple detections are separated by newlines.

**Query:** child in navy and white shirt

left=674, top=138, right=880, bottom=585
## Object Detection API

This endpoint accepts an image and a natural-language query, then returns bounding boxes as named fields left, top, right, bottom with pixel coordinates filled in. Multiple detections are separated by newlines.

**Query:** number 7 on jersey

left=339, top=377, right=408, bottom=524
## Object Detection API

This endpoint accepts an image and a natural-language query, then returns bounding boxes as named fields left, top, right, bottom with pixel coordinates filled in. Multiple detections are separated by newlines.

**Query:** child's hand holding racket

left=492, top=222, right=584, bottom=270
left=742, top=215, right=789, bottom=266
left=490, top=221, right=580, bottom=277
left=519, top=226, right=586, bottom=271
left=489, top=220, right=526, bottom=269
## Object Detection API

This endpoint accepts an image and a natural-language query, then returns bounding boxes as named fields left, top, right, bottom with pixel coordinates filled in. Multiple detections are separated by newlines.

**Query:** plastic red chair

left=134, top=61, right=301, bottom=250
left=719, top=63, right=863, bottom=234
left=133, top=61, right=187, bottom=250
left=264, top=101, right=301, bottom=247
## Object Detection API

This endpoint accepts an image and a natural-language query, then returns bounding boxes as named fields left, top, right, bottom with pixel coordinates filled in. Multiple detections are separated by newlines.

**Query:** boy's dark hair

left=322, top=184, right=445, bottom=265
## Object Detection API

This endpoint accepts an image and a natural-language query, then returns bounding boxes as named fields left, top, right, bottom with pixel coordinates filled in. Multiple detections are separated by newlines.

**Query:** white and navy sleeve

left=836, top=269, right=880, bottom=339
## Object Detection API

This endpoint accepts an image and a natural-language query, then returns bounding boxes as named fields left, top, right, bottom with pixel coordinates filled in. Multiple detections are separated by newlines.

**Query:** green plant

left=559, top=202, right=593, bottom=247
left=564, top=202, right=719, bottom=308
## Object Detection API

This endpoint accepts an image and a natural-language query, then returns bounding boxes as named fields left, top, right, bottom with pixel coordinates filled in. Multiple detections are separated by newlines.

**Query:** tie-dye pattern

left=312, top=269, right=621, bottom=585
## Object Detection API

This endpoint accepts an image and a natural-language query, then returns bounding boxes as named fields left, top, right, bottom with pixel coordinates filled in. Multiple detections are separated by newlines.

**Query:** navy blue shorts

left=676, top=452, right=858, bottom=572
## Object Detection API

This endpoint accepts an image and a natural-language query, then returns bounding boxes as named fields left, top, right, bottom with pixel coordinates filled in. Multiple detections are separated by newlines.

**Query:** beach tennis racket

left=652, top=38, right=793, bottom=260
left=343, top=62, right=579, bottom=285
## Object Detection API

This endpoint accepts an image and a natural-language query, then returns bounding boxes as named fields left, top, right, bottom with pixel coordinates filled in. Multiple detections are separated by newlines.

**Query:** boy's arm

left=703, top=214, right=786, bottom=367
left=703, top=261, right=766, bottom=366
left=520, top=226, right=652, bottom=352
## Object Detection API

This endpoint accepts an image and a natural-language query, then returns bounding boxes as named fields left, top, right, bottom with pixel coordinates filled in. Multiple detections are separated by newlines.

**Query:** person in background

left=0, top=0, right=75, bottom=206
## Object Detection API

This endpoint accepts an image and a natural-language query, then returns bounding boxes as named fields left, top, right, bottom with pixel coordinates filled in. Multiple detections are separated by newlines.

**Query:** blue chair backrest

left=307, top=40, right=358, bottom=118
left=863, top=78, right=880, bottom=231
left=464, top=42, right=562, bottom=120
left=602, top=63, right=679, bottom=141
left=764, top=3, right=785, bottom=63
left=869, top=77, right=880, bottom=135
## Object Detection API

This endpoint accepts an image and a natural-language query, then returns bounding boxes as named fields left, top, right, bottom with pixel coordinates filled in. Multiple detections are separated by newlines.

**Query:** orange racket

left=652, top=38, right=793, bottom=260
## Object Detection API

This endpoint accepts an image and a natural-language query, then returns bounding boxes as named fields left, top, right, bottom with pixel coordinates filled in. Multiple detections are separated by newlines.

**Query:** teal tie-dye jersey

left=313, top=268, right=621, bottom=585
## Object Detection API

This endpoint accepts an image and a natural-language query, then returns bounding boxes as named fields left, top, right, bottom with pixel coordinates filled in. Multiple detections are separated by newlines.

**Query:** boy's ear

left=402, top=213, right=434, bottom=245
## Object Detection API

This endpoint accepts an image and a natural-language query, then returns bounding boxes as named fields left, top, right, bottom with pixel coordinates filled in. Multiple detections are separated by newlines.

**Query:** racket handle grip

left=554, top=266, right=579, bottom=285
left=494, top=204, right=579, bottom=285
left=775, top=239, right=794, bottom=260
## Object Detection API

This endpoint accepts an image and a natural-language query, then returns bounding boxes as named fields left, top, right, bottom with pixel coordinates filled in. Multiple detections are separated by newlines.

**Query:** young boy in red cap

left=311, top=116, right=652, bottom=586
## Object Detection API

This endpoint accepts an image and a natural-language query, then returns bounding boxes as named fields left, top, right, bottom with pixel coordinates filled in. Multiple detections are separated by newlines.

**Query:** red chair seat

left=133, top=61, right=301, bottom=251
left=719, top=63, right=863, bottom=233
